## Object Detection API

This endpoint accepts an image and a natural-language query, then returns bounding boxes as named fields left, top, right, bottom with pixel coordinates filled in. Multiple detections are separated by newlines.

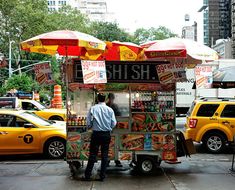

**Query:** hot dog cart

left=65, top=59, right=193, bottom=175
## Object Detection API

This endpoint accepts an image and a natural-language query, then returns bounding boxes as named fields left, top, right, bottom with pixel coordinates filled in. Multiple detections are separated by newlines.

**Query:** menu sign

left=33, top=62, right=55, bottom=85
left=195, top=66, right=212, bottom=89
left=156, top=63, right=186, bottom=84
left=81, top=60, right=107, bottom=84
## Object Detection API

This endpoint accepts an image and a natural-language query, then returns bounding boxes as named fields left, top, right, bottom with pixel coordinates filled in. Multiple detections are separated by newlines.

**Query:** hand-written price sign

left=195, top=66, right=212, bottom=89
left=33, top=62, right=55, bottom=85
left=156, top=62, right=186, bottom=84
left=81, top=60, right=107, bottom=84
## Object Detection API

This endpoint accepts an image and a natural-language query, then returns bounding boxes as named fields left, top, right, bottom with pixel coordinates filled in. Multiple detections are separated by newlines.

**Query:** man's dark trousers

left=85, top=131, right=111, bottom=180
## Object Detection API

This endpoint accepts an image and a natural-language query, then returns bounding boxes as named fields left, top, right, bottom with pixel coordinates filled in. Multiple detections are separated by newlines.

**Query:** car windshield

left=31, top=100, right=47, bottom=110
left=20, top=111, right=52, bottom=126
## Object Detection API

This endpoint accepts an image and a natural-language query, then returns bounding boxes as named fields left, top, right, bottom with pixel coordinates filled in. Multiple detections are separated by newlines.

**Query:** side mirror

left=24, top=123, right=34, bottom=128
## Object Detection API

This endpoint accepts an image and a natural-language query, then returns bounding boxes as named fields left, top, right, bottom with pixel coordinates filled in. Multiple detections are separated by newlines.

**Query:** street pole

left=9, top=40, right=14, bottom=78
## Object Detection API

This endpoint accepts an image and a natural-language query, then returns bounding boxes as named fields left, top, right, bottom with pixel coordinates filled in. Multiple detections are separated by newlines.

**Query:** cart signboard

left=33, top=62, right=55, bottom=85
left=156, top=62, right=186, bottom=84
left=81, top=60, right=107, bottom=84
left=195, top=66, right=213, bottom=89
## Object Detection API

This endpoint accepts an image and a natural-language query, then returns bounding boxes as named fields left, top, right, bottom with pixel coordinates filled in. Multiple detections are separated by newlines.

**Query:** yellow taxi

left=0, top=109, right=66, bottom=158
left=184, top=98, right=235, bottom=153
left=20, top=99, right=67, bottom=121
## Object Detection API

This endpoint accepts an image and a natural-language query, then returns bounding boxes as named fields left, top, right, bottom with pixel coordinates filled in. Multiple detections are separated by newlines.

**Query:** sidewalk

left=0, top=155, right=235, bottom=190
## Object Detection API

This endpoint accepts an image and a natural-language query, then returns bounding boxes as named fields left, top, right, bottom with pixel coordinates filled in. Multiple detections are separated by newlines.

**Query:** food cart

left=65, top=59, right=193, bottom=175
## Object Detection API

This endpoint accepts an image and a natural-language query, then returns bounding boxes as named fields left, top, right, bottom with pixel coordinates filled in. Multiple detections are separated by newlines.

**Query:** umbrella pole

left=65, top=46, right=70, bottom=127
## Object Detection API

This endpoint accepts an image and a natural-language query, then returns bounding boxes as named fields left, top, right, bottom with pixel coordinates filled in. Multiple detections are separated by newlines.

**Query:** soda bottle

left=78, top=117, right=82, bottom=126
left=81, top=117, right=85, bottom=126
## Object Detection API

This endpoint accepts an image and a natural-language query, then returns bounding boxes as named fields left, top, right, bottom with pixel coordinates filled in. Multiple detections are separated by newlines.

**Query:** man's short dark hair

left=108, top=93, right=115, bottom=100
left=97, top=93, right=106, bottom=102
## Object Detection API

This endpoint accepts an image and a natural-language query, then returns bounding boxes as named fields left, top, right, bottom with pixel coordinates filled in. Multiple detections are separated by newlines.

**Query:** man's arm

left=110, top=110, right=117, bottom=129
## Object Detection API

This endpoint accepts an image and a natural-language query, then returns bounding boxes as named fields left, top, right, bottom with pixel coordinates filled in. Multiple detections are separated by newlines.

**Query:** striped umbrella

left=20, top=30, right=106, bottom=58
left=95, top=41, right=144, bottom=61
left=144, top=38, right=219, bottom=65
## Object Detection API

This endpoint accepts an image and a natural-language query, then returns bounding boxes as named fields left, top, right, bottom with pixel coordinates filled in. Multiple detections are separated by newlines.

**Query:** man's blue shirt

left=87, top=102, right=117, bottom=131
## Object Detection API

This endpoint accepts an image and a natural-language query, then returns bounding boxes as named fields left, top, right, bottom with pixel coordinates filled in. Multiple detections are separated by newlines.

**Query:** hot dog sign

left=81, top=60, right=107, bottom=84
left=156, top=63, right=186, bottom=84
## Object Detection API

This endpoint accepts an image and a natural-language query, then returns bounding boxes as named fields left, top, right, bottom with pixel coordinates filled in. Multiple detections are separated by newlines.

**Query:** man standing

left=82, top=93, right=117, bottom=182
left=106, top=93, right=121, bottom=116
left=106, top=93, right=123, bottom=167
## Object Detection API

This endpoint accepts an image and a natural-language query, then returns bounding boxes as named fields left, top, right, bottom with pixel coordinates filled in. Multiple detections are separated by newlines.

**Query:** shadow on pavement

left=0, top=154, right=62, bottom=161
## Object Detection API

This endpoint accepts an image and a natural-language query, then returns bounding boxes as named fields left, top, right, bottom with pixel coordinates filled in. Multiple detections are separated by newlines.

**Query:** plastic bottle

left=81, top=117, right=85, bottom=126
left=78, top=117, right=82, bottom=126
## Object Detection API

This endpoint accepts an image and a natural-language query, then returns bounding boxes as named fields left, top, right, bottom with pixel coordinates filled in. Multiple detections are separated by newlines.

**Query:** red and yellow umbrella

left=20, top=30, right=106, bottom=59
left=95, top=41, right=144, bottom=61
left=144, top=38, right=219, bottom=65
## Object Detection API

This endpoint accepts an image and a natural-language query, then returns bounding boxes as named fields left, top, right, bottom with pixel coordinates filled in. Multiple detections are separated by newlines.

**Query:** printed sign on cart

left=156, top=63, right=186, bottom=84
left=195, top=66, right=212, bottom=89
left=81, top=60, right=107, bottom=84
left=33, top=62, right=55, bottom=85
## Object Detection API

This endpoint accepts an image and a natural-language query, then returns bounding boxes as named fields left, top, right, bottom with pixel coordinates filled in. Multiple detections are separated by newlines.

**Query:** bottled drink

left=78, top=117, right=82, bottom=126
left=68, top=116, right=72, bottom=126
left=81, top=117, right=85, bottom=126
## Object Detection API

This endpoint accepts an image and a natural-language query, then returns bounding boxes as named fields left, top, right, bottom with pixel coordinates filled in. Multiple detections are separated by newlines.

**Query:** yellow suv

left=0, top=110, right=66, bottom=158
left=184, top=98, right=235, bottom=153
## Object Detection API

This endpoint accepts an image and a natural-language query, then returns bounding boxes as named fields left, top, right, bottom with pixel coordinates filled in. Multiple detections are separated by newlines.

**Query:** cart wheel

left=137, top=156, right=156, bottom=174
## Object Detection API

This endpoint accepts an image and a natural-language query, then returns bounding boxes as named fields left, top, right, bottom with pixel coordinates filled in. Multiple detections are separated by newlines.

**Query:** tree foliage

left=1, top=73, right=40, bottom=95
left=89, top=22, right=134, bottom=42
left=133, top=26, right=178, bottom=44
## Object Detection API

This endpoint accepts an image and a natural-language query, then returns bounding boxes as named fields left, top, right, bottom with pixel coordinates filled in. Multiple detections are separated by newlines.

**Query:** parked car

left=20, top=99, right=66, bottom=121
left=184, top=98, right=235, bottom=153
left=0, top=97, right=66, bottom=121
left=0, top=110, right=66, bottom=158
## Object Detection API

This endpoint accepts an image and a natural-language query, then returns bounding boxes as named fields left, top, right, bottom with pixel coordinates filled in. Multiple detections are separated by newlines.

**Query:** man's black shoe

left=115, top=163, right=123, bottom=167
left=115, top=160, right=123, bottom=167
left=81, top=176, right=92, bottom=181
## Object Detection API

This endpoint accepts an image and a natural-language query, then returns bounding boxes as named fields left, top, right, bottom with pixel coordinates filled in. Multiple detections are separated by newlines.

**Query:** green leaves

left=3, top=73, right=39, bottom=93
left=133, top=26, right=178, bottom=44
left=89, top=22, right=134, bottom=42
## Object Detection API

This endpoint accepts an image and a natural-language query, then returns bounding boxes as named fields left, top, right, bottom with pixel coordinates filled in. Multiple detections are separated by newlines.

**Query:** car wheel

left=44, top=138, right=65, bottom=159
left=203, top=132, right=226, bottom=153
left=137, top=156, right=156, bottom=174
left=49, top=116, right=64, bottom=121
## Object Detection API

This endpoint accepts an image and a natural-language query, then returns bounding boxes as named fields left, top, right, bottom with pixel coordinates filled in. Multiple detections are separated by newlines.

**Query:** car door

left=219, top=104, right=235, bottom=141
left=0, top=114, right=41, bottom=154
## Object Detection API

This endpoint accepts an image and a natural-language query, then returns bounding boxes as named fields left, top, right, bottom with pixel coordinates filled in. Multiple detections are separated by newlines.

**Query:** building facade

left=231, top=0, right=235, bottom=58
left=212, top=39, right=232, bottom=58
left=47, top=0, right=111, bottom=22
left=199, top=0, right=231, bottom=47
left=182, top=22, right=197, bottom=41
